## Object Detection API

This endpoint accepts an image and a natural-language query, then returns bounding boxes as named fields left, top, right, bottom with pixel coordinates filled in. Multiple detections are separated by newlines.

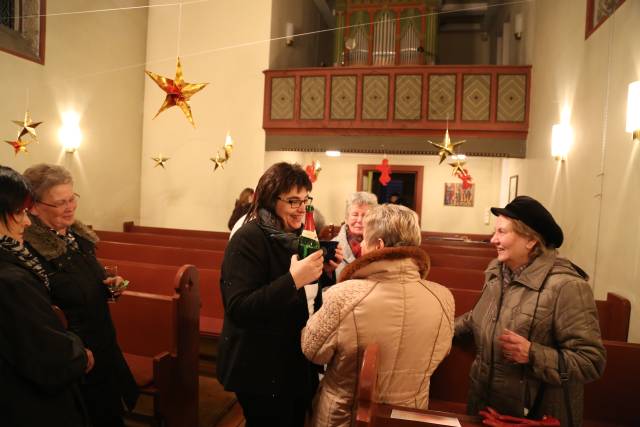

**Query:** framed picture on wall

left=444, top=183, right=474, bottom=207
left=509, top=175, right=519, bottom=202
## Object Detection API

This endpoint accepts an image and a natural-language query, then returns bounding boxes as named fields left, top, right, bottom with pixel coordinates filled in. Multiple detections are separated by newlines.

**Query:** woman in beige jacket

left=302, top=204, right=454, bottom=427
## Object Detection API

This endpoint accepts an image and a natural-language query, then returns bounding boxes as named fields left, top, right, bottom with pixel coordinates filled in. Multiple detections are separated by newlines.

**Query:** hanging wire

left=177, top=3, right=183, bottom=57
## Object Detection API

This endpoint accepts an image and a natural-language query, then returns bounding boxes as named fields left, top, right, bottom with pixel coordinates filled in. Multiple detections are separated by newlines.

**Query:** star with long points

left=210, top=132, right=234, bottom=171
left=151, top=154, right=170, bottom=168
left=5, top=139, right=30, bottom=155
left=428, top=128, right=466, bottom=164
left=145, top=57, right=208, bottom=127
left=13, top=111, right=43, bottom=141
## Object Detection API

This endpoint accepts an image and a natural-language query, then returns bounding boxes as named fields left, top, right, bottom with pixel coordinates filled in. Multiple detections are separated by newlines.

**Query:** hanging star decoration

left=13, top=111, right=43, bottom=142
left=427, top=128, right=466, bottom=164
left=376, top=158, right=392, bottom=186
left=305, top=160, right=322, bottom=183
left=151, top=154, right=170, bottom=168
left=145, top=57, right=208, bottom=127
left=448, top=154, right=468, bottom=177
left=210, top=132, right=234, bottom=171
left=456, top=168, right=474, bottom=189
left=5, top=139, right=30, bottom=155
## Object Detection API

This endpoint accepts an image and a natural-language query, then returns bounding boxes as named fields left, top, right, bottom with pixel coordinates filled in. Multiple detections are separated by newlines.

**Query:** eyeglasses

left=38, top=193, right=80, bottom=209
left=277, top=196, right=313, bottom=208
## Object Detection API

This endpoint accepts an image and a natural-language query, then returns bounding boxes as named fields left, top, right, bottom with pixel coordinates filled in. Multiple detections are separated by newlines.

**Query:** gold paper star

left=145, top=57, right=208, bottom=127
left=210, top=132, right=234, bottom=171
left=427, top=128, right=466, bottom=164
left=5, top=139, right=30, bottom=155
left=151, top=154, right=170, bottom=168
left=12, top=111, right=43, bottom=141
left=448, top=155, right=467, bottom=176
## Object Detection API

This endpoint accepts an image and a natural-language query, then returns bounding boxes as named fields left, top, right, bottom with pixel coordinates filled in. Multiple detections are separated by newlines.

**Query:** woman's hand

left=103, top=275, right=126, bottom=298
left=85, top=348, right=95, bottom=373
left=290, top=251, right=323, bottom=289
left=323, top=245, right=345, bottom=275
left=499, top=329, right=531, bottom=364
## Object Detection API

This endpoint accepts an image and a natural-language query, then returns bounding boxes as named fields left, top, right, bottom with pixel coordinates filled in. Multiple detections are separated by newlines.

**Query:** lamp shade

left=551, top=123, right=572, bottom=160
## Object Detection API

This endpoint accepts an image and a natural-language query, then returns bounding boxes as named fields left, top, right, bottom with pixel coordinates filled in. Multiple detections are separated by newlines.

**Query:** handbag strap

left=557, top=350, right=574, bottom=427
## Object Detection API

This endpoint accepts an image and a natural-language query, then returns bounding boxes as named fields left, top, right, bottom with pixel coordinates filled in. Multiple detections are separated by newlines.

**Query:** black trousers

left=236, top=391, right=308, bottom=427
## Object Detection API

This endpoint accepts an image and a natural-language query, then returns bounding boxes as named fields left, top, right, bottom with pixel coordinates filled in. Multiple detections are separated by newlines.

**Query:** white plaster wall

left=139, top=0, right=271, bottom=231
left=265, top=151, right=501, bottom=234
left=0, top=0, right=147, bottom=230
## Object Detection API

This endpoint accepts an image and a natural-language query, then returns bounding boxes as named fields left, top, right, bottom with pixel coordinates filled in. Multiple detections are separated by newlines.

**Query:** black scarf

left=0, top=235, right=50, bottom=289
left=257, top=208, right=300, bottom=253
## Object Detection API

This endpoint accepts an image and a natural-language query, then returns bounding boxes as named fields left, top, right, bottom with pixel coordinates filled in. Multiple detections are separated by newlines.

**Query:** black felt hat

left=491, top=196, right=564, bottom=248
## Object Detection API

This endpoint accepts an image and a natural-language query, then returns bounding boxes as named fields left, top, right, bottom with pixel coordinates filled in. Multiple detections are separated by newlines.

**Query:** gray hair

left=363, top=204, right=421, bottom=248
left=344, top=191, right=378, bottom=220
left=23, top=164, right=74, bottom=200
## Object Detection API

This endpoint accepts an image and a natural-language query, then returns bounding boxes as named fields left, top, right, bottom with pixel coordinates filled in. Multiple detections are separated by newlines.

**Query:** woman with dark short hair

left=0, top=165, right=91, bottom=427
left=217, top=162, right=342, bottom=427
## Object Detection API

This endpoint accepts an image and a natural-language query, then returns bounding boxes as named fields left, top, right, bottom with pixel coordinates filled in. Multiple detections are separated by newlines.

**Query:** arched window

left=0, top=0, right=45, bottom=64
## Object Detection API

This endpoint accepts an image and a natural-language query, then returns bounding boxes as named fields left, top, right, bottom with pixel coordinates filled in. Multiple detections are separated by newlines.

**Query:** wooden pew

left=96, top=241, right=224, bottom=270
left=428, top=253, right=492, bottom=271
left=101, top=258, right=224, bottom=337
left=96, top=229, right=228, bottom=251
left=450, top=288, right=631, bottom=342
left=110, top=291, right=177, bottom=426
left=123, top=221, right=230, bottom=240
left=422, top=243, right=496, bottom=258
left=422, top=230, right=493, bottom=242
left=428, top=267, right=485, bottom=290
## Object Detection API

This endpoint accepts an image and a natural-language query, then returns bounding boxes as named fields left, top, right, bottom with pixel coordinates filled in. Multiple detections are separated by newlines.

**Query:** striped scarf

left=0, top=235, right=50, bottom=289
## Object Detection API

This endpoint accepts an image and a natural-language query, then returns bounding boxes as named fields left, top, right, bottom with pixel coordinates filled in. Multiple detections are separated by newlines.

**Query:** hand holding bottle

left=290, top=251, right=323, bottom=289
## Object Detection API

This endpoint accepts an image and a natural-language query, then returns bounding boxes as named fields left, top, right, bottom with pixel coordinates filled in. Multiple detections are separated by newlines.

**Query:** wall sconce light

left=551, top=122, right=573, bottom=161
left=513, top=13, right=523, bottom=40
left=626, top=80, right=640, bottom=141
left=285, top=22, right=294, bottom=46
left=325, top=150, right=341, bottom=157
left=58, top=111, right=82, bottom=153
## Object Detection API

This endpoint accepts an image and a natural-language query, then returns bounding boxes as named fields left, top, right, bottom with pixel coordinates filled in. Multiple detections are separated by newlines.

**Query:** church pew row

left=428, top=253, right=493, bottom=271
left=123, top=221, right=230, bottom=240
left=96, top=241, right=224, bottom=270
left=422, top=230, right=493, bottom=242
left=359, top=340, right=640, bottom=427
left=96, top=229, right=228, bottom=251
left=99, top=258, right=224, bottom=337
left=428, top=267, right=486, bottom=290
left=422, top=243, right=496, bottom=258
left=450, top=288, right=630, bottom=342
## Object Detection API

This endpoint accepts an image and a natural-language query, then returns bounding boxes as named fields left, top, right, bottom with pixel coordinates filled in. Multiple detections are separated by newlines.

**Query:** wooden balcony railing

left=263, top=65, right=531, bottom=139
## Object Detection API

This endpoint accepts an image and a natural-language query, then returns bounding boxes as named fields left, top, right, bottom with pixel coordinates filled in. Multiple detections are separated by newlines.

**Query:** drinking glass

left=104, top=265, right=119, bottom=303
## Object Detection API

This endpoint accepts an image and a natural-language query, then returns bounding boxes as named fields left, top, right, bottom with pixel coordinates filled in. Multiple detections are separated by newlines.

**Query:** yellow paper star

left=151, top=154, right=170, bottom=168
left=5, top=139, right=30, bottom=155
left=145, top=57, right=208, bottom=127
left=448, top=155, right=467, bottom=176
left=210, top=132, right=234, bottom=171
left=428, top=128, right=466, bottom=164
left=12, top=111, right=43, bottom=142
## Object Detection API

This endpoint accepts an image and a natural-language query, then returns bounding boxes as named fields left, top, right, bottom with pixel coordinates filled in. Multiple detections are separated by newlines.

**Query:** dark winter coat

left=0, top=248, right=89, bottom=427
left=455, top=251, right=606, bottom=426
left=24, top=218, right=138, bottom=422
left=217, top=219, right=320, bottom=404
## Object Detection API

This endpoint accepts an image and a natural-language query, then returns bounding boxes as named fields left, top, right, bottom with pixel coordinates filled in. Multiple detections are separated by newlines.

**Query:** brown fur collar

left=23, top=215, right=99, bottom=260
left=338, top=246, right=430, bottom=283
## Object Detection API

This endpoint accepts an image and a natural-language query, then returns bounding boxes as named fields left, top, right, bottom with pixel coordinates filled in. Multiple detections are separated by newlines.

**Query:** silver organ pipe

left=373, top=10, right=396, bottom=65
left=400, top=19, right=421, bottom=65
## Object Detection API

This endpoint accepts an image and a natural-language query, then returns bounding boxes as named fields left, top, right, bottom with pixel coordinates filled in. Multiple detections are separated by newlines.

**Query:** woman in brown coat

left=302, top=204, right=454, bottom=427
left=455, top=196, right=606, bottom=426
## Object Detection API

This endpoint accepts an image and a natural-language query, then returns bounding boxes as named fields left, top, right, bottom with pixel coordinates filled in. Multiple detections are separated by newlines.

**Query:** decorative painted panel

left=330, top=76, right=357, bottom=120
left=462, top=74, right=490, bottom=121
left=497, top=75, right=526, bottom=122
left=362, top=75, right=389, bottom=120
left=394, top=75, right=422, bottom=120
left=428, top=74, right=456, bottom=120
left=300, top=77, right=325, bottom=120
left=270, top=77, right=295, bottom=120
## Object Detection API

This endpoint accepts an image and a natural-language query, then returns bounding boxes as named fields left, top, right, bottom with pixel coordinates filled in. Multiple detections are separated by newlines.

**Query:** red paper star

left=456, top=169, right=473, bottom=189
left=5, top=139, right=30, bottom=155
left=376, top=158, right=392, bottom=186
left=145, top=57, right=208, bottom=127
left=305, top=160, right=321, bottom=183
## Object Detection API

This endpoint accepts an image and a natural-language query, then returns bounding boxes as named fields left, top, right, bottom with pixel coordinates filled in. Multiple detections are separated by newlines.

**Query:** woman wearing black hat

left=455, top=196, right=606, bottom=427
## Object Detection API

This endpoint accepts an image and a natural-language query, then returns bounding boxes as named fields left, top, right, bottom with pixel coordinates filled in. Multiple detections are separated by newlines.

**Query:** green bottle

left=298, top=204, right=320, bottom=259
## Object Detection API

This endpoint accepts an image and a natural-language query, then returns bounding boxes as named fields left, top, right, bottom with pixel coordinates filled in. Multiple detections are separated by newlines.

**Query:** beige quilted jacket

left=302, top=246, right=455, bottom=427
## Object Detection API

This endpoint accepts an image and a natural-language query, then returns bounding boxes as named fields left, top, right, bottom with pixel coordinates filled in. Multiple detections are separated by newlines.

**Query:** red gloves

left=479, top=407, right=560, bottom=426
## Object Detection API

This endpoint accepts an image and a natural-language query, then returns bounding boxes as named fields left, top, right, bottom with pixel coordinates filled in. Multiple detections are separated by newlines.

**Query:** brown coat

left=455, top=251, right=606, bottom=426
left=302, top=246, right=455, bottom=427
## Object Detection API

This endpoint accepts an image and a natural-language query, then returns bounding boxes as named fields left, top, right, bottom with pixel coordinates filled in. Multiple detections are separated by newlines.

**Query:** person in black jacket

left=22, top=163, right=138, bottom=427
left=217, top=162, right=342, bottom=427
left=0, top=165, right=92, bottom=427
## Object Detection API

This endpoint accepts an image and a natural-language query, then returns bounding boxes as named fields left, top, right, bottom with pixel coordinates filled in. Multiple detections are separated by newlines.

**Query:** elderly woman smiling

left=23, top=164, right=137, bottom=427
left=332, top=191, right=378, bottom=279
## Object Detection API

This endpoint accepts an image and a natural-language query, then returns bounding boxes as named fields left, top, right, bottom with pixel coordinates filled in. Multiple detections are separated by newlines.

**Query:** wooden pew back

left=428, top=253, right=492, bottom=270
left=422, top=243, right=496, bottom=258
left=97, top=230, right=228, bottom=251
left=96, top=241, right=223, bottom=269
left=428, top=267, right=485, bottom=290
left=123, top=221, right=230, bottom=240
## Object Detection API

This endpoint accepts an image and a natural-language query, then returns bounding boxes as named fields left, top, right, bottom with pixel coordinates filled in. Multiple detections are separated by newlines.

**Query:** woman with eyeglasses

left=22, top=163, right=138, bottom=427
left=0, top=165, right=92, bottom=426
left=217, top=162, right=342, bottom=427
